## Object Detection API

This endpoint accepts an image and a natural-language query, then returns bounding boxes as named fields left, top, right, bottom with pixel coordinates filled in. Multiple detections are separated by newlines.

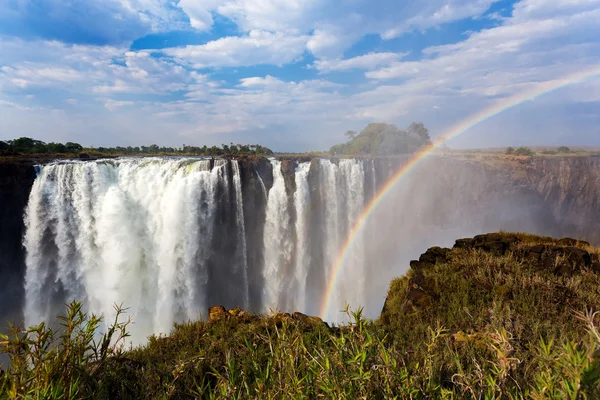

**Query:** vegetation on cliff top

left=2, top=233, right=600, bottom=399
left=0, top=137, right=273, bottom=158
left=329, top=122, right=432, bottom=156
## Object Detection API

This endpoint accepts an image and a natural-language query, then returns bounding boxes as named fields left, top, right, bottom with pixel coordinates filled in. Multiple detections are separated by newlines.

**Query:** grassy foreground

left=2, top=233, right=600, bottom=399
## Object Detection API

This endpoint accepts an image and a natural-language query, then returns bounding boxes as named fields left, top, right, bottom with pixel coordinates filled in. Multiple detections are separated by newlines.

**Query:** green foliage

left=380, top=233, right=600, bottom=396
left=505, top=146, right=515, bottom=155
left=0, top=137, right=274, bottom=157
left=3, top=233, right=600, bottom=398
left=330, top=122, right=431, bottom=156
left=557, top=146, right=572, bottom=153
left=513, top=146, right=535, bottom=156
left=0, top=301, right=130, bottom=399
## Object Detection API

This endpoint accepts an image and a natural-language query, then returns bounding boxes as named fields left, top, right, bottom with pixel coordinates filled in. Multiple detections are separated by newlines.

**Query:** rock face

left=0, top=162, right=36, bottom=323
left=528, top=157, right=600, bottom=244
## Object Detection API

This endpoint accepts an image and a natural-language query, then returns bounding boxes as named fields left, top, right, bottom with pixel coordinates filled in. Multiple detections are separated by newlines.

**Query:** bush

left=1, top=302, right=130, bottom=399
left=513, top=146, right=535, bottom=156
left=557, top=146, right=572, bottom=153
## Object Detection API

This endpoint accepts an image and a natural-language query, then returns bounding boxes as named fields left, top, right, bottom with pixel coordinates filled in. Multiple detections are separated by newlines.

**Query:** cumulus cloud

left=104, top=99, right=135, bottom=111
left=160, top=30, right=309, bottom=68
left=313, top=52, right=408, bottom=73
left=1, top=0, right=600, bottom=150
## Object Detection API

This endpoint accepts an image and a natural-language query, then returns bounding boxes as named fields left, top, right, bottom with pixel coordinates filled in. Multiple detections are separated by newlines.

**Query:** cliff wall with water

left=0, top=155, right=598, bottom=339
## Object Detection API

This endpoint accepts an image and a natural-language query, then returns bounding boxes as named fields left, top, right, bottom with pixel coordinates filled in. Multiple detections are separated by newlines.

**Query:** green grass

left=3, top=233, right=600, bottom=399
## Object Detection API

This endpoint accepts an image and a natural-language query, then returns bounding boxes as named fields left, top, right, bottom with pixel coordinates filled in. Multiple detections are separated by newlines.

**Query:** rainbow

left=319, top=65, right=600, bottom=320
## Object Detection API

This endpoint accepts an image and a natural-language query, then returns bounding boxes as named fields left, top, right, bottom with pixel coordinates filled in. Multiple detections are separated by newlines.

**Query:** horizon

left=1, top=0, right=600, bottom=151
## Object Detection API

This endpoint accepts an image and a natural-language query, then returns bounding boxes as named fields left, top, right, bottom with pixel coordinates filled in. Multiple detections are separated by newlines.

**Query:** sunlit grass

left=2, top=233, right=600, bottom=398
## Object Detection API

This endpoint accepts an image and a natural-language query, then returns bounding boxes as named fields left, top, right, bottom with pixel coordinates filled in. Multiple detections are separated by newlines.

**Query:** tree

left=505, top=147, right=515, bottom=155
left=344, top=130, right=357, bottom=141
left=8, top=137, right=46, bottom=153
left=331, top=122, right=431, bottom=156
left=557, top=146, right=571, bottom=153
left=407, top=122, right=431, bottom=143
left=513, top=146, right=534, bottom=156
left=65, top=142, right=83, bottom=152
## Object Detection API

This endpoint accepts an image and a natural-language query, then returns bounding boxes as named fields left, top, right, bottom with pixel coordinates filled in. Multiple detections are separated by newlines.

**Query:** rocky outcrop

left=381, top=232, right=600, bottom=320
left=207, top=305, right=327, bottom=328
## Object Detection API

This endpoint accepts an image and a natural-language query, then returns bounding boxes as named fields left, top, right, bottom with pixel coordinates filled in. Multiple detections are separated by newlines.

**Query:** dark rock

left=0, top=163, right=36, bottom=324
left=454, top=233, right=520, bottom=256
left=521, top=244, right=593, bottom=275
left=418, top=246, right=450, bottom=266
left=280, top=160, right=296, bottom=176
left=79, top=153, right=91, bottom=160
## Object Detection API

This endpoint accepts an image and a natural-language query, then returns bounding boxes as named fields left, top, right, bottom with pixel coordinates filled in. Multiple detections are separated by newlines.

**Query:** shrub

left=513, top=146, right=535, bottom=156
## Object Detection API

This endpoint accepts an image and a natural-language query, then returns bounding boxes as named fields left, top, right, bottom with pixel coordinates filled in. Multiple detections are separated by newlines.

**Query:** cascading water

left=261, top=160, right=293, bottom=311
left=292, top=163, right=311, bottom=312
left=23, top=157, right=372, bottom=341
left=317, top=159, right=366, bottom=321
left=231, top=160, right=250, bottom=309
left=24, top=158, right=241, bottom=341
left=16, top=154, right=600, bottom=343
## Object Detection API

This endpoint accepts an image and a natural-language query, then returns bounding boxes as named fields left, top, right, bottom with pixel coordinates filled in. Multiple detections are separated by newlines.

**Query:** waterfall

left=292, top=162, right=311, bottom=311
left=255, top=167, right=267, bottom=197
left=24, top=158, right=228, bottom=341
left=231, top=160, right=250, bottom=308
left=23, top=156, right=372, bottom=341
left=261, top=160, right=293, bottom=311
left=317, top=159, right=366, bottom=322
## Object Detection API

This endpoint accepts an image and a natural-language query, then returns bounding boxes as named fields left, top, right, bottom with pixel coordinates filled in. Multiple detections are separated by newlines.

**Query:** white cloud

left=177, top=0, right=223, bottom=30
left=313, top=52, right=407, bottom=72
left=2, top=0, right=600, bottom=150
left=0, top=99, right=32, bottom=111
left=172, top=0, right=499, bottom=61
left=104, top=99, right=135, bottom=111
left=382, top=0, right=500, bottom=39
left=161, top=30, right=308, bottom=68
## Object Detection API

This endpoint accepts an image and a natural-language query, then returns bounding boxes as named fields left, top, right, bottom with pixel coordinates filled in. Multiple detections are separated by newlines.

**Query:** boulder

left=208, top=306, right=228, bottom=322
left=292, top=312, right=329, bottom=328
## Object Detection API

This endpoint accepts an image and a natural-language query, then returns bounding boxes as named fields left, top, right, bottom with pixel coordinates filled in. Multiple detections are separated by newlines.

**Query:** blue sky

left=0, top=0, right=599, bottom=151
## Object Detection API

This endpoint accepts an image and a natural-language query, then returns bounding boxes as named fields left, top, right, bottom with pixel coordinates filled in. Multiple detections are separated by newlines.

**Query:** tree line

left=0, top=137, right=273, bottom=157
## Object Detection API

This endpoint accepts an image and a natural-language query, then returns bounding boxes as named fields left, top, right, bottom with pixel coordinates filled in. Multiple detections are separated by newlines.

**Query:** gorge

left=1, top=155, right=599, bottom=343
